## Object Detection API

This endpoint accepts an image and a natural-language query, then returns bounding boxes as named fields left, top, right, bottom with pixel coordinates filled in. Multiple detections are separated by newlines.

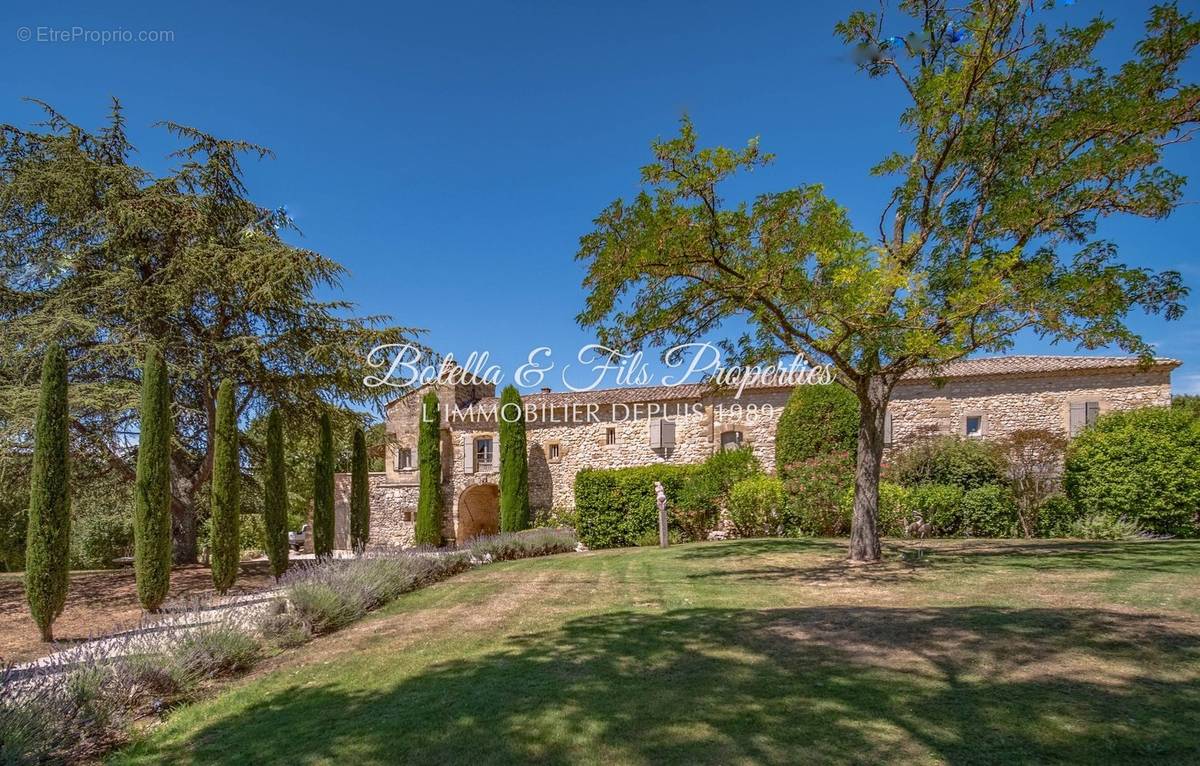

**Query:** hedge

left=575, top=465, right=695, bottom=548
left=775, top=384, right=859, bottom=474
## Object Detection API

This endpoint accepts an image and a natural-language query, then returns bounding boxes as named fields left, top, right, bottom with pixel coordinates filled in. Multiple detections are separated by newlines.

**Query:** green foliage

left=727, top=476, right=785, bottom=537
left=70, top=509, right=133, bottom=570
left=890, top=436, right=1006, bottom=491
left=780, top=451, right=855, bottom=536
left=960, top=485, right=1019, bottom=538
left=774, top=384, right=859, bottom=473
left=262, top=408, right=290, bottom=579
left=1065, top=406, right=1200, bottom=536
left=1069, top=514, right=1146, bottom=541
left=839, top=481, right=912, bottom=537
left=1037, top=495, right=1082, bottom=539
left=133, top=347, right=173, bottom=610
left=210, top=379, right=240, bottom=594
left=312, top=411, right=335, bottom=556
left=350, top=427, right=370, bottom=552
left=498, top=386, right=531, bottom=532
left=25, top=345, right=71, bottom=642
left=414, top=392, right=443, bottom=546
left=0, top=103, right=423, bottom=565
left=0, top=490, right=27, bottom=571
left=574, top=465, right=695, bottom=548
left=907, top=484, right=965, bottom=536
left=172, top=621, right=260, bottom=678
left=675, top=447, right=762, bottom=540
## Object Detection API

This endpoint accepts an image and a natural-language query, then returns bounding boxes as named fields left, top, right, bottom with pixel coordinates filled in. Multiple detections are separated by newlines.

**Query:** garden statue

left=655, top=481, right=669, bottom=548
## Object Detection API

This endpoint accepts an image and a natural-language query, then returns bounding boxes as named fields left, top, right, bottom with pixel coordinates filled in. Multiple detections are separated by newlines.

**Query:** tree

left=24, top=345, right=70, bottom=642
left=775, top=384, right=859, bottom=474
left=497, top=385, right=531, bottom=532
left=312, top=412, right=335, bottom=557
left=0, top=101, right=422, bottom=564
left=133, top=347, right=173, bottom=611
left=210, top=379, right=240, bottom=594
left=576, top=3, right=1197, bottom=562
left=350, top=427, right=370, bottom=552
left=262, top=408, right=289, bottom=580
left=414, top=391, right=443, bottom=546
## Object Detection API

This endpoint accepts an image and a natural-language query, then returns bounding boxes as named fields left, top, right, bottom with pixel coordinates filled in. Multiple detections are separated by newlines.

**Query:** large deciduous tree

left=133, top=347, right=172, bottom=611
left=498, top=385, right=530, bottom=532
left=0, top=101, right=421, bottom=563
left=24, top=345, right=70, bottom=642
left=577, top=2, right=1197, bottom=562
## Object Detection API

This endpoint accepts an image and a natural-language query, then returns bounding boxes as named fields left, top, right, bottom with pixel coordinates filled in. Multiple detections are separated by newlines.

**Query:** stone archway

left=457, top=483, right=499, bottom=543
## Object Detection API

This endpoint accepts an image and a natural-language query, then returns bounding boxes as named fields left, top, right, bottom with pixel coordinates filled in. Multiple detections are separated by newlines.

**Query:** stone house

left=331, top=355, right=1178, bottom=549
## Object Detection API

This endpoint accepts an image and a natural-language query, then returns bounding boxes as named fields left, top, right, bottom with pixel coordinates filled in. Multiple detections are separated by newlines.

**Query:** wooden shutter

left=1069, top=402, right=1085, bottom=436
left=662, top=419, right=676, bottom=448
left=883, top=412, right=892, bottom=445
left=492, top=432, right=498, bottom=471
left=463, top=433, right=475, bottom=473
left=1085, top=401, right=1100, bottom=427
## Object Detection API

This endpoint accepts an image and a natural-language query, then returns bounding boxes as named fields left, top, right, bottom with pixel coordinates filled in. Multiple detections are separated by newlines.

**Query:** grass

left=111, top=538, right=1200, bottom=765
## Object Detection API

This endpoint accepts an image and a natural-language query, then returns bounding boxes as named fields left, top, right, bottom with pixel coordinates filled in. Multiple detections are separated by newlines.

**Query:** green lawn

left=112, top=539, right=1200, bottom=765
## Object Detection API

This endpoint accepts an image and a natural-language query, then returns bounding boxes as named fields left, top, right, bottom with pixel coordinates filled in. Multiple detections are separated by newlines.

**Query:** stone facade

left=332, top=356, right=1178, bottom=549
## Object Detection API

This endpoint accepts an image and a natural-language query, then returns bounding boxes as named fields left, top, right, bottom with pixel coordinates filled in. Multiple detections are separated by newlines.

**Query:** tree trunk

left=171, top=497, right=198, bottom=565
left=849, top=376, right=887, bottom=564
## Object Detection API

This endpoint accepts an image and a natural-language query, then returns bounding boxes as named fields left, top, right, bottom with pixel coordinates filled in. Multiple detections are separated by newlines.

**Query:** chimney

left=541, top=387, right=552, bottom=394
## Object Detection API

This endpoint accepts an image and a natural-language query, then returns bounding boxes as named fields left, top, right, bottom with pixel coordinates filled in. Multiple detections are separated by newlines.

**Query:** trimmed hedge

left=775, top=384, right=859, bottom=474
left=575, top=465, right=695, bottom=548
left=889, top=436, right=1006, bottom=491
left=960, top=484, right=1019, bottom=538
left=1065, top=406, right=1200, bottom=536
left=728, top=476, right=785, bottom=537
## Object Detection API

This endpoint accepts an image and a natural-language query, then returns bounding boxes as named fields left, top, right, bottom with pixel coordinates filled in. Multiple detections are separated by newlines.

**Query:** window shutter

left=492, top=432, right=499, bottom=470
left=463, top=433, right=475, bottom=473
left=883, top=412, right=893, bottom=446
left=662, top=419, right=676, bottom=448
left=649, top=418, right=662, bottom=448
left=1069, top=402, right=1085, bottom=436
left=1085, top=401, right=1100, bottom=427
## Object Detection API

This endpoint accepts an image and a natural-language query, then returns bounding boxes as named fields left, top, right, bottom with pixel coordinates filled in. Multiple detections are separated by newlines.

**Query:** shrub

left=1069, top=513, right=1146, bottom=540
left=907, top=483, right=965, bottom=535
left=171, top=621, right=260, bottom=678
left=632, top=527, right=684, bottom=547
left=532, top=506, right=578, bottom=529
left=25, top=344, right=71, bottom=642
left=674, top=447, right=761, bottom=540
left=1036, top=494, right=1081, bottom=538
left=775, top=384, right=859, bottom=474
left=997, top=429, right=1068, bottom=537
left=960, top=484, right=1019, bottom=538
left=210, top=379, right=240, bottom=594
left=498, top=386, right=531, bottom=532
left=465, top=528, right=578, bottom=562
left=781, top=451, right=855, bottom=536
left=115, top=652, right=194, bottom=701
left=312, top=411, right=336, bottom=556
left=71, top=509, right=133, bottom=570
left=262, top=408, right=290, bottom=579
left=259, top=610, right=312, bottom=648
left=575, top=465, right=694, bottom=548
left=1065, top=406, right=1200, bottom=537
left=891, top=436, right=1006, bottom=491
left=350, top=427, right=370, bottom=552
left=133, top=346, right=173, bottom=611
left=414, top=391, right=443, bottom=546
left=728, top=476, right=785, bottom=537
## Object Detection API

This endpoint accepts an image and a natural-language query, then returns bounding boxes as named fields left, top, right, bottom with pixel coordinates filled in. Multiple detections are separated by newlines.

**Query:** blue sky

left=4, top=0, right=1199, bottom=398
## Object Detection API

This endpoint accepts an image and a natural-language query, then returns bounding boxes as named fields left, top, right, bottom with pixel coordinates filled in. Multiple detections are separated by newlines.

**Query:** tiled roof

left=901, top=355, right=1179, bottom=381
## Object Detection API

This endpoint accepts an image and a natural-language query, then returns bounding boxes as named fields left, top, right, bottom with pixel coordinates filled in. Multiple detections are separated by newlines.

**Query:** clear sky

left=4, top=0, right=1199, bottom=398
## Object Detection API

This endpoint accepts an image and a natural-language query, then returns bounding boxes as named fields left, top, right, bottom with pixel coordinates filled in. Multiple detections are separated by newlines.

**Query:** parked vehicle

left=288, top=524, right=310, bottom=552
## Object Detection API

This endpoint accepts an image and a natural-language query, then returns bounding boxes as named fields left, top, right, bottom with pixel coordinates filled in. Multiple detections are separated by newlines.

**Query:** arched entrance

left=457, top=483, right=499, bottom=543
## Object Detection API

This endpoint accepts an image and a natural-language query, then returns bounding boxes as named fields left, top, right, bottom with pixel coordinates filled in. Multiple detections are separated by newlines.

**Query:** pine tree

left=262, top=408, right=289, bottom=579
left=210, top=379, right=240, bottom=594
left=133, top=347, right=173, bottom=611
left=350, top=427, right=370, bottom=553
left=24, top=345, right=70, bottom=642
left=498, top=385, right=531, bottom=532
left=312, top=411, right=335, bottom=557
left=413, top=391, right=443, bottom=546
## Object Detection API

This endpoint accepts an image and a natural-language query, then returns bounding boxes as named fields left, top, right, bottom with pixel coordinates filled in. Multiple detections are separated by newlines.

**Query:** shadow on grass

left=118, top=606, right=1200, bottom=765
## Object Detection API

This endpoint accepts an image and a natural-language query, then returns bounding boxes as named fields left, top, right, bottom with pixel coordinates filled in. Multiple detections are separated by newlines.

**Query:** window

left=605, top=427, right=616, bottom=446
left=547, top=442, right=561, bottom=461
left=395, top=447, right=413, bottom=471
left=474, top=437, right=494, bottom=469
left=720, top=430, right=743, bottom=451
left=1069, top=401, right=1101, bottom=436
left=964, top=414, right=984, bottom=437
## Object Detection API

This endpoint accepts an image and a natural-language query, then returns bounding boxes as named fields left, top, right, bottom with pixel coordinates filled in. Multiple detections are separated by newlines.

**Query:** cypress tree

left=133, top=347, right=172, bottom=611
left=350, top=427, right=370, bottom=553
left=263, top=407, right=289, bottom=579
left=210, top=379, right=240, bottom=594
left=413, top=391, right=443, bottom=546
left=312, top=411, right=335, bottom=557
left=25, top=345, right=70, bottom=642
left=498, top=385, right=531, bottom=532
